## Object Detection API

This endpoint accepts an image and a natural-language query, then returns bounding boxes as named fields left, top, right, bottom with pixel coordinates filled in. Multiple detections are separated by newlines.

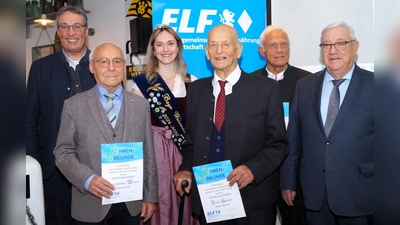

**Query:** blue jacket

left=26, top=49, right=96, bottom=179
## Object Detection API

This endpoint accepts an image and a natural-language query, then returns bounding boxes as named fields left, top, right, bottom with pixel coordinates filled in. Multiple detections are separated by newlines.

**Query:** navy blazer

left=375, top=71, right=400, bottom=218
left=179, top=71, right=289, bottom=215
left=280, top=64, right=373, bottom=217
left=26, top=50, right=96, bottom=179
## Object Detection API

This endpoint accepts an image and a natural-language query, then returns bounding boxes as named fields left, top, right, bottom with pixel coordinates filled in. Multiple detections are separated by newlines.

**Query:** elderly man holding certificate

left=173, top=24, right=289, bottom=225
left=53, top=42, right=158, bottom=225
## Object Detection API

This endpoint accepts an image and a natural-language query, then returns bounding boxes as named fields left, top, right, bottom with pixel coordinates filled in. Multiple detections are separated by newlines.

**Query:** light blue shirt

left=84, top=84, right=124, bottom=191
left=96, top=84, right=124, bottom=122
left=320, top=64, right=355, bottom=126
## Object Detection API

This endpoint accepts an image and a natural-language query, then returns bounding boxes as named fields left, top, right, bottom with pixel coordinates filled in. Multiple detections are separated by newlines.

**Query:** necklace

left=160, top=74, right=176, bottom=80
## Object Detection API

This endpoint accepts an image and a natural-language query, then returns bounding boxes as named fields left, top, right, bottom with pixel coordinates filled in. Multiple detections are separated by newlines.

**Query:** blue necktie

left=104, top=94, right=116, bottom=128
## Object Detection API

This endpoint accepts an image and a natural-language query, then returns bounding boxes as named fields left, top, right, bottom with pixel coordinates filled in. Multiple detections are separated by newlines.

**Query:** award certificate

left=101, top=142, right=143, bottom=205
left=193, top=160, right=246, bottom=223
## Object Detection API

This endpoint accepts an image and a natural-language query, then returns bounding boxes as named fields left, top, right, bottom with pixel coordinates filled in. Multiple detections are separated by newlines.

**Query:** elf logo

left=161, top=8, right=252, bottom=33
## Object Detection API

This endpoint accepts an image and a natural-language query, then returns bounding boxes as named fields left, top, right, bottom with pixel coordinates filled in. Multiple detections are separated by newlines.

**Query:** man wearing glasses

left=280, top=22, right=374, bottom=225
left=53, top=42, right=158, bottom=225
left=26, top=6, right=95, bottom=225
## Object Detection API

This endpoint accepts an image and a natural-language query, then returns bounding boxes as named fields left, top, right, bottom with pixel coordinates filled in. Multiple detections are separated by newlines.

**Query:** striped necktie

left=104, top=93, right=117, bottom=128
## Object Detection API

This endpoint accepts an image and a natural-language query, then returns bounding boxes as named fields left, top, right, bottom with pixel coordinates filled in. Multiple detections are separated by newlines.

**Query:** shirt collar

left=62, top=47, right=87, bottom=69
left=324, top=63, right=355, bottom=83
left=212, top=64, right=241, bottom=86
left=265, top=64, right=288, bottom=81
left=96, top=84, right=124, bottom=99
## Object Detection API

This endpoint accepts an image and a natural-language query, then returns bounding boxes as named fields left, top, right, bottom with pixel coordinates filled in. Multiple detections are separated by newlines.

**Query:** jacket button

left=326, top=142, right=330, bottom=145
left=205, top=137, right=210, bottom=141
left=203, top=155, right=207, bottom=159
left=209, top=117, right=213, bottom=122
left=322, top=169, right=326, bottom=173
left=67, top=87, right=71, bottom=91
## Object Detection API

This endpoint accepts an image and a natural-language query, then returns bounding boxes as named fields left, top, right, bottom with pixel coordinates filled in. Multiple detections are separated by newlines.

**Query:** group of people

left=27, top=5, right=375, bottom=225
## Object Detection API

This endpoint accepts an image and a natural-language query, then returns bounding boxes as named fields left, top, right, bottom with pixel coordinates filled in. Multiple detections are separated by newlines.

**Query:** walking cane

left=178, top=180, right=189, bottom=225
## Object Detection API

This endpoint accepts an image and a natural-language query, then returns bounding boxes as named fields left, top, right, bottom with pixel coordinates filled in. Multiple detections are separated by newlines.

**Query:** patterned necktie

left=325, top=79, right=345, bottom=136
left=215, top=80, right=228, bottom=132
left=104, top=93, right=117, bottom=128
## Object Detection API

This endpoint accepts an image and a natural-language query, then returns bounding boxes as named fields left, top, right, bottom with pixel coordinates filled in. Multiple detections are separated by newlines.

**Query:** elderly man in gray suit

left=54, top=42, right=158, bottom=225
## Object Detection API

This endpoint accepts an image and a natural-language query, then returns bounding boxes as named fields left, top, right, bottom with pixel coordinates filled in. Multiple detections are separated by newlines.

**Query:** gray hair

left=321, top=21, right=357, bottom=42
left=259, top=25, right=289, bottom=49
left=56, top=5, right=88, bottom=26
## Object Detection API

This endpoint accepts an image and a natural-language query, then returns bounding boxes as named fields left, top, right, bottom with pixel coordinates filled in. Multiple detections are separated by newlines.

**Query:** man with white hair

left=280, top=22, right=374, bottom=225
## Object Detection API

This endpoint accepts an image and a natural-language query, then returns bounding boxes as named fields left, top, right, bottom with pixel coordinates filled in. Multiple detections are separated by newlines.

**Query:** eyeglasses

left=57, top=23, right=87, bottom=32
left=319, top=40, right=355, bottom=52
left=92, top=58, right=125, bottom=68
left=153, top=23, right=170, bottom=30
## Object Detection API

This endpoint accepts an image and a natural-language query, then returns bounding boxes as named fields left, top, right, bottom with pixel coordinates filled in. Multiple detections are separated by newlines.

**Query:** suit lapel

left=121, top=90, right=134, bottom=143
left=85, top=87, right=114, bottom=143
left=312, top=71, right=326, bottom=135
left=330, top=65, right=366, bottom=135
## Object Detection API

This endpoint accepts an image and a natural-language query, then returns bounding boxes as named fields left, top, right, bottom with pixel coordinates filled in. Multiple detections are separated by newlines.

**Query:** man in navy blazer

left=280, top=22, right=373, bottom=225
left=26, top=6, right=95, bottom=225
left=173, top=24, right=288, bottom=225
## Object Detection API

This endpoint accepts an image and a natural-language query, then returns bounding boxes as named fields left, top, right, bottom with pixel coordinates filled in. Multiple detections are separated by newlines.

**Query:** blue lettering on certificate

left=206, top=173, right=225, bottom=181
left=119, top=148, right=135, bottom=153
left=114, top=155, right=135, bottom=160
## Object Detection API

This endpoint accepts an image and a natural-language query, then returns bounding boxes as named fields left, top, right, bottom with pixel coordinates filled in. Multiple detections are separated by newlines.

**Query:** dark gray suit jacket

left=179, top=71, right=289, bottom=215
left=54, top=86, right=158, bottom=222
left=280, top=64, right=373, bottom=216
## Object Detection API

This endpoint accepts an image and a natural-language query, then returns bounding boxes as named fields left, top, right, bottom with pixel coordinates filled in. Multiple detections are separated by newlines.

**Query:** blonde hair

left=145, top=24, right=189, bottom=83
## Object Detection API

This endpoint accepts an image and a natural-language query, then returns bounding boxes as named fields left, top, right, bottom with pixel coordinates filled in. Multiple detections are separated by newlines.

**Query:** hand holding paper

left=88, top=175, right=115, bottom=199
left=227, top=165, right=254, bottom=190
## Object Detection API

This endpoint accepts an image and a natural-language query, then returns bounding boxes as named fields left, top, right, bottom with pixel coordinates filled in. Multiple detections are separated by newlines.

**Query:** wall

left=271, top=0, right=374, bottom=72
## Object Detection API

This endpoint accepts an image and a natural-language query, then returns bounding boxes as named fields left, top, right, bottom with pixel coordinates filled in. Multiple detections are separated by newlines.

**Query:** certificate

left=193, top=160, right=246, bottom=223
left=101, top=142, right=143, bottom=205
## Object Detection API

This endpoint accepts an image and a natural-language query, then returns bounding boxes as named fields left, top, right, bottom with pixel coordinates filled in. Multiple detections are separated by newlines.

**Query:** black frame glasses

left=319, top=40, right=355, bottom=52
left=57, top=23, right=87, bottom=32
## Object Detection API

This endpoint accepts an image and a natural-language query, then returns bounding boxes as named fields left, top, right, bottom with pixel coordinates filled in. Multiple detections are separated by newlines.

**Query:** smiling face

left=89, top=43, right=125, bottom=93
left=56, top=11, right=88, bottom=60
left=206, top=25, right=242, bottom=78
left=321, top=25, right=359, bottom=79
left=259, top=29, right=290, bottom=74
left=153, top=30, right=179, bottom=66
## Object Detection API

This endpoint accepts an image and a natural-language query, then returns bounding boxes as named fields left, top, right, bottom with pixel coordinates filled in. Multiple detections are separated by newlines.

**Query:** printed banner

left=152, top=0, right=267, bottom=78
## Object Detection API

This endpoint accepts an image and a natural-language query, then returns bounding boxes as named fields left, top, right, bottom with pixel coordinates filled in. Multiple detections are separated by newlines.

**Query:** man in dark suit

left=251, top=25, right=311, bottom=225
left=375, top=28, right=400, bottom=225
left=53, top=42, right=158, bottom=224
left=280, top=22, right=374, bottom=225
left=26, top=6, right=95, bottom=225
left=173, top=24, right=288, bottom=225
